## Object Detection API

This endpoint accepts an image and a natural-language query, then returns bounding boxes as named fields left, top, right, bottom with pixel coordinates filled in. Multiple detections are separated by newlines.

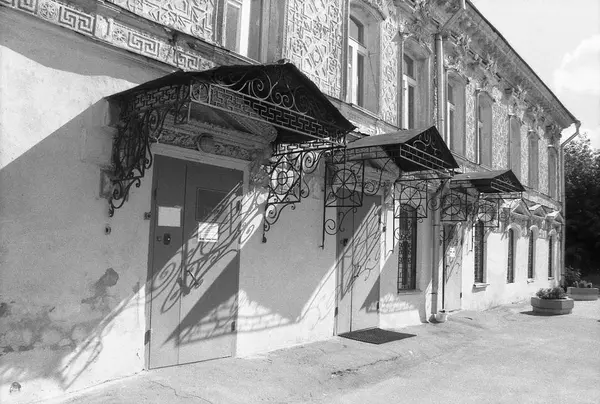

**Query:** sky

left=471, top=0, right=600, bottom=149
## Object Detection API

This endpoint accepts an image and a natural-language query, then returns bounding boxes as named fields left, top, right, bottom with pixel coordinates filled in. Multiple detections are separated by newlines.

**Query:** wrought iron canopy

left=111, top=62, right=356, bottom=145
left=450, top=169, right=525, bottom=194
left=345, top=126, right=459, bottom=173
left=106, top=62, right=357, bottom=217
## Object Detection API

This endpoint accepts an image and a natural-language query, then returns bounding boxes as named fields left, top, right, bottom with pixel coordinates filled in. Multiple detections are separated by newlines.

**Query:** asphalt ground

left=42, top=299, right=599, bottom=404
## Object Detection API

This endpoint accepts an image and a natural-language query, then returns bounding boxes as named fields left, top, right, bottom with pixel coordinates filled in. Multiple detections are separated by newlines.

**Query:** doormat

left=340, top=328, right=416, bottom=345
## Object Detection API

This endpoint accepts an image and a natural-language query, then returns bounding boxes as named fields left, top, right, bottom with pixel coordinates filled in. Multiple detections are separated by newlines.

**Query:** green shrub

left=562, top=267, right=582, bottom=290
left=536, top=287, right=567, bottom=300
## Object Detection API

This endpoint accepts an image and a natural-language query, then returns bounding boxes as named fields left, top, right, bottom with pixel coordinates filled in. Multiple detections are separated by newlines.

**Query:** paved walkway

left=45, top=300, right=599, bottom=404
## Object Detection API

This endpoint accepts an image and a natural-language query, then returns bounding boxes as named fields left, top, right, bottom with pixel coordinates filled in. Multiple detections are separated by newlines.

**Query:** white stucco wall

left=461, top=227, right=557, bottom=311
left=0, top=11, right=170, bottom=403
left=236, top=186, right=338, bottom=356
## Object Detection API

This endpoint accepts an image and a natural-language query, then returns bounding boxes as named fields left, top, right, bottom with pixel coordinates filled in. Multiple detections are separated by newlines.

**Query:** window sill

left=473, top=283, right=489, bottom=290
left=527, top=278, right=535, bottom=284
left=397, top=289, right=422, bottom=295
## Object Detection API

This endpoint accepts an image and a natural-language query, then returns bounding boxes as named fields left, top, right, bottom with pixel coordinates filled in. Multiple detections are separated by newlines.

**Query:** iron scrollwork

left=262, top=147, right=328, bottom=242
left=109, top=85, right=191, bottom=217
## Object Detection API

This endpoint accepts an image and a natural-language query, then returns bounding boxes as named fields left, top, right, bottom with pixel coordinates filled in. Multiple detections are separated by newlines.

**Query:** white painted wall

left=461, top=226, right=557, bottom=311
left=236, top=185, right=338, bottom=356
left=0, top=11, right=170, bottom=403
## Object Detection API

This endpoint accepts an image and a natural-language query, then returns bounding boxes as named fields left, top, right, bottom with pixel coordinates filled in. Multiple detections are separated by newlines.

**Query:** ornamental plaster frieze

left=104, top=0, right=217, bottom=45
left=0, top=0, right=215, bottom=71
left=171, top=118, right=276, bottom=150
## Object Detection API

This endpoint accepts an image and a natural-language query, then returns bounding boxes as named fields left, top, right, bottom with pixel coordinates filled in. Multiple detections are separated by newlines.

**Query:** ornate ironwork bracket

left=320, top=151, right=396, bottom=248
left=108, top=84, right=190, bottom=217
left=261, top=143, right=334, bottom=243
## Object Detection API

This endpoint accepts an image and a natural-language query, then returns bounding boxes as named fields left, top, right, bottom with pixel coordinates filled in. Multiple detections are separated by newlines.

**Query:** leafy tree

left=564, top=135, right=600, bottom=275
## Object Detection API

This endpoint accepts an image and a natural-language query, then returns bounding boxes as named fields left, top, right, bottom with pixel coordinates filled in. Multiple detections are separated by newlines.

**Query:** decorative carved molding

left=285, top=0, right=343, bottom=98
left=2, top=0, right=215, bottom=72
left=106, top=0, right=216, bottom=44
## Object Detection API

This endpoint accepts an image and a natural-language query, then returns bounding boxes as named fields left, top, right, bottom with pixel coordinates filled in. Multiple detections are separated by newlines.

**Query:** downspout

left=559, top=121, right=581, bottom=282
left=431, top=0, right=466, bottom=319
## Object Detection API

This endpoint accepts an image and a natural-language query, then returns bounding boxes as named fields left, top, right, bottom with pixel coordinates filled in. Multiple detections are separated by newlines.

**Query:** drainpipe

left=559, top=121, right=581, bottom=282
left=431, top=0, right=466, bottom=319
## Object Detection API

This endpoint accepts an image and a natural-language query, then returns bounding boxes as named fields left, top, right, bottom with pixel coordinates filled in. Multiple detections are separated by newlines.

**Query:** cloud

left=553, top=35, right=600, bottom=96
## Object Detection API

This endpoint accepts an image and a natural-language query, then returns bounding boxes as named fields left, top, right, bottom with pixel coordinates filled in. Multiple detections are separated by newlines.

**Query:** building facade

left=0, top=0, right=577, bottom=402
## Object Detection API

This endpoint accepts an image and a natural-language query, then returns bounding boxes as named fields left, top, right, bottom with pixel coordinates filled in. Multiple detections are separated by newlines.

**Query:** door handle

left=163, top=233, right=171, bottom=245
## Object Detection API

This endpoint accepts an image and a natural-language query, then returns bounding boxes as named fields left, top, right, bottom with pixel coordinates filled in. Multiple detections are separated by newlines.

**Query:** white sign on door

left=197, top=222, right=219, bottom=242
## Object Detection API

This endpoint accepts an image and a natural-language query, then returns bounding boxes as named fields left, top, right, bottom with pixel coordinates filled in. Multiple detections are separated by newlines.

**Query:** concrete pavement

left=42, top=300, right=599, bottom=404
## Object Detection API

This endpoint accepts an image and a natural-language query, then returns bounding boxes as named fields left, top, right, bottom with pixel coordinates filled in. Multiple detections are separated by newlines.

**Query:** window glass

left=474, top=221, right=485, bottom=283
left=349, top=16, right=364, bottom=44
left=507, top=229, right=515, bottom=283
left=225, top=2, right=241, bottom=52
left=403, top=55, right=415, bottom=79
left=510, top=118, right=521, bottom=178
left=398, top=206, right=417, bottom=291
left=528, top=230, right=535, bottom=278
left=548, top=237, right=554, bottom=277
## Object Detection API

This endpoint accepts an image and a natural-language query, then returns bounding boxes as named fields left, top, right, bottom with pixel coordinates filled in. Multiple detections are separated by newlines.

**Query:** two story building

left=0, top=0, right=578, bottom=402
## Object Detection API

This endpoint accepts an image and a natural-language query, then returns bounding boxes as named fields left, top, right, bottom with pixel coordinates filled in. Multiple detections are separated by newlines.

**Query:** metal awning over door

left=445, top=169, right=525, bottom=227
left=322, top=126, right=459, bottom=245
left=106, top=62, right=355, bottom=218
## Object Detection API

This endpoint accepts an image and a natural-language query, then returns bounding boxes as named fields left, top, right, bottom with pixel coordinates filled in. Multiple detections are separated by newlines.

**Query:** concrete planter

left=435, top=311, right=448, bottom=323
left=567, top=287, right=599, bottom=301
left=530, top=296, right=574, bottom=315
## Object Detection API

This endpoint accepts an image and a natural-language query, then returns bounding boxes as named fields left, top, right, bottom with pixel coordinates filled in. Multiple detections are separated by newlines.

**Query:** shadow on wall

left=0, top=100, right=149, bottom=398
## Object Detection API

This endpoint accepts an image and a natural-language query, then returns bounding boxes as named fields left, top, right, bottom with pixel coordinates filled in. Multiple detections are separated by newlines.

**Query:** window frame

left=507, top=228, right=515, bottom=283
left=476, top=92, right=493, bottom=167
left=397, top=205, right=418, bottom=292
left=509, top=116, right=522, bottom=178
left=347, top=16, right=367, bottom=107
left=548, top=148, right=557, bottom=198
left=474, top=221, right=486, bottom=284
left=548, top=235, right=554, bottom=278
left=402, top=54, right=417, bottom=129
left=528, top=133, right=539, bottom=190
left=527, top=229, right=536, bottom=280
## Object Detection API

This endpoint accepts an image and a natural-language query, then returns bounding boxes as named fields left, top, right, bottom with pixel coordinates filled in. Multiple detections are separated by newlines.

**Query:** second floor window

left=348, top=16, right=366, bottom=107
left=447, top=82, right=456, bottom=146
left=446, top=74, right=465, bottom=155
left=509, top=117, right=521, bottom=178
left=224, top=0, right=262, bottom=60
left=403, top=54, right=417, bottom=129
left=548, top=149, right=557, bottom=198
left=528, top=134, right=539, bottom=189
left=477, top=93, right=493, bottom=167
